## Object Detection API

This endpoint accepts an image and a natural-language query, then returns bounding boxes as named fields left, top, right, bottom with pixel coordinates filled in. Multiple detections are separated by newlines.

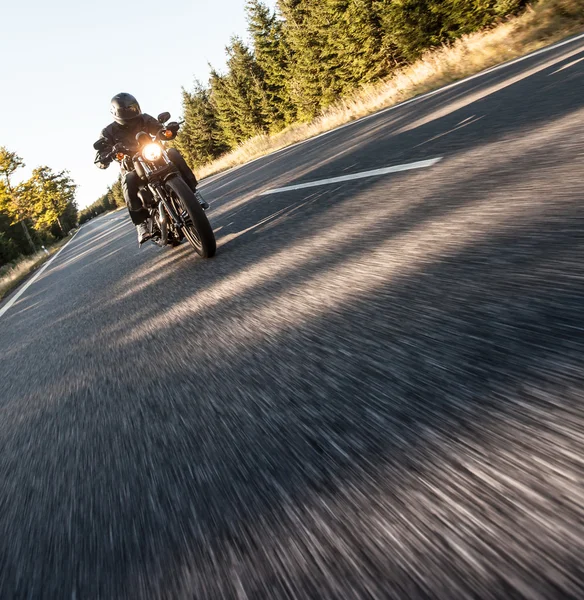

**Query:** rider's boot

left=182, top=171, right=209, bottom=210
left=136, top=222, right=151, bottom=245
left=195, top=189, right=209, bottom=210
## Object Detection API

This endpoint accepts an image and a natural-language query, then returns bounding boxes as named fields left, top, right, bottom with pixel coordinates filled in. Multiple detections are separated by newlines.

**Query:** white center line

left=549, top=56, right=584, bottom=75
left=259, top=157, right=442, bottom=196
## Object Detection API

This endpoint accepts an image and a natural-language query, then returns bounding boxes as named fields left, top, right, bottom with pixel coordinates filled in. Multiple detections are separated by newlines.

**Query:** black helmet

left=110, top=93, right=141, bottom=126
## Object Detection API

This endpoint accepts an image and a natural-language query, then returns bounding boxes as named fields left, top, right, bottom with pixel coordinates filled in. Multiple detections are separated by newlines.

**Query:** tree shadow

left=1, top=125, right=584, bottom=596
left=2, top=196, right=583, bottom=598
left=4, top=106, right=580, bottom=365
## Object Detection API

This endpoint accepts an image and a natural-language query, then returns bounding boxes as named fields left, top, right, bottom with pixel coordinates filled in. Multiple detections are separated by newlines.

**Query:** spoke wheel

left=180, top=208, right=203, bottom=253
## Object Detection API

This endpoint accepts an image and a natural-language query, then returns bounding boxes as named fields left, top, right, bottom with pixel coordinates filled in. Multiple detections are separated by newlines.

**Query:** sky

left=1, top=0, right=277, bottom=208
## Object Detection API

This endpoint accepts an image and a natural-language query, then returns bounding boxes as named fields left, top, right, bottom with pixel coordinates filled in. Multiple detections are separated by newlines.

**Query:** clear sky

left=1, top=0, right=277, bottom=208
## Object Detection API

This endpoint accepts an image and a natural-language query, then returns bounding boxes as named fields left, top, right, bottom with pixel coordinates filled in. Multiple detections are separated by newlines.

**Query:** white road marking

left=413, top=116, right=485, bottom=148
left=549, top=56, right=584, bottom=74
left=259, top=158, right=442, bottom=196
left=200, top=33, right=584, bottom=190
left=0, top=229, right=80, bottom=320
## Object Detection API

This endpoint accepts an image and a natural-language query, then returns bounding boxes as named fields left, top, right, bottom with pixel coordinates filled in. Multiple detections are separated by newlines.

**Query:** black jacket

left=95, top=114, right=162, bottom=169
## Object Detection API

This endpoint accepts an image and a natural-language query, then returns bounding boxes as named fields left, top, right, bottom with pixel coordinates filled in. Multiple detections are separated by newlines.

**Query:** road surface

left=1, top=36, right=584, bottom=599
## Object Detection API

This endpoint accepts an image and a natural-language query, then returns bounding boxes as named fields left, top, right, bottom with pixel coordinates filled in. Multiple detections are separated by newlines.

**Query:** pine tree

left=110, top=177, right=125, bottom=208
left=172, top=0, right=530, bottom=163
left=332, top=0, right=390, bottom=90
left=210, top=38, right=271, bottom=146
left=375, top=0, right=528, bottom=61
left=175, top=82, right=229, bottom=168
left=278, top=0, right=335, bottom=119
left=246, top=1, right=296, bottom=129
left=209, top=69, right=243, bottom=148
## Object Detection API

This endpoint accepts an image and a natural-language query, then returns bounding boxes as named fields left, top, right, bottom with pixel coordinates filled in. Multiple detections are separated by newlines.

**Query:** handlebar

left=102, top=121, right=182, bottom=162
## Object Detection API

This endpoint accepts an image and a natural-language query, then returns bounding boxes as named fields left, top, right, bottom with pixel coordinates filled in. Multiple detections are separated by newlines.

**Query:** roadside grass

left=197, top=0, right=584, bottom=181
left=0, top=235, right=73, bottom=302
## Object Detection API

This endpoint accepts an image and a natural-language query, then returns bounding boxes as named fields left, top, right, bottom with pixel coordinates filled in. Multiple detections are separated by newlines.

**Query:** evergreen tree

left=246, top=0, right=296, bottom=128
left=332, top=0, right=391, bottom=89
left=278, top=0, right=336, bottom=119
left=210, top=38, right=271, bottom=146
left=375, top=0, right=528, bottom=61
left=175, top=82, right=229, bottom=167
left=110, top=177, right=125, bottom=208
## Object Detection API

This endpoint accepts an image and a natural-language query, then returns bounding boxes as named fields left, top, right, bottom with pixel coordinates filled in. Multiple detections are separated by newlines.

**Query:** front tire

left=165, top=176, right=216, bottom=258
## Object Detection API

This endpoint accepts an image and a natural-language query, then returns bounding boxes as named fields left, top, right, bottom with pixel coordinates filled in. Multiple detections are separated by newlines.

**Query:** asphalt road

left=1, top=36, right=584, bottom=599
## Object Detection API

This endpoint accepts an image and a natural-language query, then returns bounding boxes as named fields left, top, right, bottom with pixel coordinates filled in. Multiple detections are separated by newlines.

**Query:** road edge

left=0, top=227, right=82, bottom=320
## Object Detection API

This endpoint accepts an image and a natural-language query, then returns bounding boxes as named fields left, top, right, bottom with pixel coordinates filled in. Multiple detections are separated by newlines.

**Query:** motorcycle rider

left=94, top=92, right=208, bottom=244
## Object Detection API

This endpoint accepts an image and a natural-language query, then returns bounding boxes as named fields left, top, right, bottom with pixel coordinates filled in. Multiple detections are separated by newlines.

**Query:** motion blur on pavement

left=1, top=29, right=584, bottom=600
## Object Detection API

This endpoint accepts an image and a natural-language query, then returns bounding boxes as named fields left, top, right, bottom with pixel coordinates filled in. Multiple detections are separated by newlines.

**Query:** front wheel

left=165, top=176, right=216, bottom=258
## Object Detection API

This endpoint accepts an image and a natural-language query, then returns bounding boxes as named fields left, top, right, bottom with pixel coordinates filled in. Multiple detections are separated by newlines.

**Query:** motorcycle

left=93, top=112, right=216, bottom=258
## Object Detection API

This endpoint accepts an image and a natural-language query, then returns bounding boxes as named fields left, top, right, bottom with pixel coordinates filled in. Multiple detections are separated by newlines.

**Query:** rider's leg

left=167, top=148, right=209, bottom=209
left=123, top=171, right=150, bottom=243
left=167, top=148, right=197, bottom=190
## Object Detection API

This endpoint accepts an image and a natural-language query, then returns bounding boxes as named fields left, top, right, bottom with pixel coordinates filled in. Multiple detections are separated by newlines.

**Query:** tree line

left=0, top=147, right=77, bottom=268
left=174, top=0, right=528, bottom=169
left=78, top=177, right=125, bottom=225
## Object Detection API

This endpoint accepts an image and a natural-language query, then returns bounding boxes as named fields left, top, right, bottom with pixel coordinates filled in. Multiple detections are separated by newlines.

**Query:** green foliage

left=78, top=184, right=120, bottom=225
left=0, top=149, right=33, bottom=224
left=0, top=231, right=19, bottom=265
left=174, top=82, right=229, bottom=168
left=110, top=177, right=125, bottom=208
left=0, top=147, right=24, bottom=184
left=177, top=0, right=528, bottom=155
left=278, top=0, right=339, bottom=119
left=0, top=146, right=78, bottom=266
left=19, top=167, right=77, bottom=236
left=331, top=0, right=391, bottom=88
left=210, top=37, right=272, bottom=147
left=246, top=0, right=297, bottom=128
left=78, top=174, right=127, bottom=226
left=376, top=0, right=529, bottom=60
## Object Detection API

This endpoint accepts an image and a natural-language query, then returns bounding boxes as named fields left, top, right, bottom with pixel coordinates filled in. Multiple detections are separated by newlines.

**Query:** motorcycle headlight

left=142, top=143, right=162, bottom=162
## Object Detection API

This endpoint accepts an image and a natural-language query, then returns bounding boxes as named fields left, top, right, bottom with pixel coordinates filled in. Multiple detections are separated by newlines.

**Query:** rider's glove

left=94, top=152, right=111, bottom=170
left=166, top=121, right=180, bottom=134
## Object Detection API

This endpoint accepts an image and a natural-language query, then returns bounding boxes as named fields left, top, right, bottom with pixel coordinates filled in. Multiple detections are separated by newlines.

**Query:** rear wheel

left=165, top=176, right=216, bottom=258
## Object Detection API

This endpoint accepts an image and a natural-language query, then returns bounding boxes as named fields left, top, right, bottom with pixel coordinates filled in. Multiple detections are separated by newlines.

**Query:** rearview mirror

left=157, top=112, right=171, bottom=123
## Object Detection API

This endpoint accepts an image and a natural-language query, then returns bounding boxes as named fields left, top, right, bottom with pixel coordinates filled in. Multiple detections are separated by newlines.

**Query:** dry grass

left=0, top=236, right=72, bottom=302
left=197, top=0, right=584, bottom=181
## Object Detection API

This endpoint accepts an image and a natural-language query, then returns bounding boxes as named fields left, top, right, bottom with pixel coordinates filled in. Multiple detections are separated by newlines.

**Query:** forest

left=0, top=147, right=77, bottom=268
left=173, top=0, right=528, bottom=169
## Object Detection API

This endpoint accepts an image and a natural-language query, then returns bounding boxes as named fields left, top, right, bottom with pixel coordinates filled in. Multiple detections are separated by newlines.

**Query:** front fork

left=150, top=182, right=184, bottom=242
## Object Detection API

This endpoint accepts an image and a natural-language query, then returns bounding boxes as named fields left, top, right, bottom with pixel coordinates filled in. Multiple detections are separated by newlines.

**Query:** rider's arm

left=94, top=127, right=115, bottom=169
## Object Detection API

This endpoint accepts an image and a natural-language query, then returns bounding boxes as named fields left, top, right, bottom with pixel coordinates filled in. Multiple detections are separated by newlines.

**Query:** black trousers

left=122, top=149, right=198, bottom=225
